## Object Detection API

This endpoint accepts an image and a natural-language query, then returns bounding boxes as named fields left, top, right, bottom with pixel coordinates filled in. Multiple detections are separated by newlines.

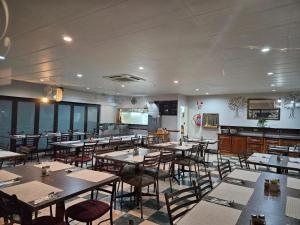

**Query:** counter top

left=219, top=133, right=300, bottom=140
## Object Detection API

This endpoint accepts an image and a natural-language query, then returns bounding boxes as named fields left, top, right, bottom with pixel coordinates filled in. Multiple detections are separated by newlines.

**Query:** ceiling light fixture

left=63, top=35, right=72, bottom=42
left=40, top=78, right=44, bottom=82
left=76, top=74, right=83, bottom=78
left=195, top=88, right=199, bottom=91
left=173, top=80, right=179, bottom=84
left=116, top=92, right=120, bottom=95
left=267, top=72, right=274, bottom=76
left=0, top=55, right=5, bottom=60
left=41, top=97, right=49, bottom=103
left=272, top=89, right=277, bottom=92
left=205, top=92, right=209, bottom=95
left=277, top=99, right=282, bottom=103
left=261, top=47, right=271, bottom=53
left=121, top=84, right=125, bottom=88
left=86, top=87, right=90, bottom=90
left=139, top=66, right=144, bottom=70
left=271, top=84, right=275, bottom=87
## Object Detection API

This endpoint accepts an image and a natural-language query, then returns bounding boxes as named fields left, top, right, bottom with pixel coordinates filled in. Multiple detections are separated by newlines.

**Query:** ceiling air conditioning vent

left=103, top=74, right=145, bottom=82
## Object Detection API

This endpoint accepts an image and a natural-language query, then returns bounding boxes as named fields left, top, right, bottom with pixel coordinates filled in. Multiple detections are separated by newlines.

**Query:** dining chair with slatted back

left=19, top=134, right=41, bottom=162
left=73, top=142, right=96, bottom=168
left=238, top=152, right=250, bottom=169
left=218, top=160, right=232, bottom=180
left=131, top=136, right=140, bottom=148
left=109, top=138, right=122, bottom=151
left=164, top=185, right=199, bottom=225
left=192, top=171, right=213, bottom=199
left=0, top=194, right=66, bottom=225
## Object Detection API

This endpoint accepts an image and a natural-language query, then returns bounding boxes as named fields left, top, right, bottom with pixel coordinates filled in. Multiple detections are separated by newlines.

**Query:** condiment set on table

left=264, top=178, right=280, bottom=195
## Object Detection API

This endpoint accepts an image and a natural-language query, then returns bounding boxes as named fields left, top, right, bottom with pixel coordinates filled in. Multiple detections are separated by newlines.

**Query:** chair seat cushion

left=174, top=158, right=195, bottom=166
left=33, top=216, right=66, bottom=225
left=65, top=199, right=110, bottom=222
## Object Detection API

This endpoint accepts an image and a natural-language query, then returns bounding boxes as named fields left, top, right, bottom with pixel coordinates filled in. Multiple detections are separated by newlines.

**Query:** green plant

left=257, top=118, right=267, bottom=127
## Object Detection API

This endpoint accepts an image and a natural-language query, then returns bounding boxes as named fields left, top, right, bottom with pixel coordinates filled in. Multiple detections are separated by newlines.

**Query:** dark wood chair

left=131, top=137, right=140, bottom=148
left=192, top=172, right=213, bottom=199
left=65, top=181, right=117, bottom=225
left=192, top=143, right=208, bottom=172
left=108, top=138, right=122, bottom=151
left=158, top=150, right=175, bottom=192
left=164, top=185, right=199, bottom=225
left=121, top=154, right=160, bottom=219
left=0, top=194, right=65, bottom=225
left=19, top=134, right=41, bottom=162
left=238, top=152, right=251, bottom=169
left=173, top=145, right=199, bottom=184
left=72, top=142, right=96, bottom=168
left=218, top=160, right=231, bottom=180
left=268, top=145, right=289, bottom=156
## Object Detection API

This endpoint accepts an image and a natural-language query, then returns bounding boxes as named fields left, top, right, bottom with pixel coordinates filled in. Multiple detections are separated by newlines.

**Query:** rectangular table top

left=96, top=148, right=159, bottom=164
left=0, top=150, right=24, bottom=160
left=50, top=135, right=140, bottom=148
left=0, top=165, right=118, bottom=211
left=177, top=169, right=300, bottom=225
left=247, top=153, right=300, bottom=172
left=151, top=142, right=195, bottom=151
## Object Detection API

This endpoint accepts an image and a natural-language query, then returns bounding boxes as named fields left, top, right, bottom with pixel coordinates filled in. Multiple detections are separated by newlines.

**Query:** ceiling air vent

left=103, top=74, right=145, bottom=82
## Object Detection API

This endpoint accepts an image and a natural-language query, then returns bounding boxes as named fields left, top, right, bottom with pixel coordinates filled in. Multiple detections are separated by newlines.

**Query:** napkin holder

left=41, top=165, right=50, bottom=177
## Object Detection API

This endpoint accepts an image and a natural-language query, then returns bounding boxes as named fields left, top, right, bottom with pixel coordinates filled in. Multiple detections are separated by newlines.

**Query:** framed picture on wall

left=247, top=98, right=280, bottom=120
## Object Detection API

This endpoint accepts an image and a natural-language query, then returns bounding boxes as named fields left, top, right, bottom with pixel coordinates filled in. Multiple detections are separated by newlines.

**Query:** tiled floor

left=1, top=154, right=299, bottom=225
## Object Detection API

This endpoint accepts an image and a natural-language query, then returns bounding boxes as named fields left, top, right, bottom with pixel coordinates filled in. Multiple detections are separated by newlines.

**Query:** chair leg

left=139, top=189, right=143, bottom=219
left=169, top=176, right=173, bottom=193
left=120, top=182, right=124, bottom=208
left=156, top=179, right=160, bottom=209
left=189, top=166, right=192, bottom=184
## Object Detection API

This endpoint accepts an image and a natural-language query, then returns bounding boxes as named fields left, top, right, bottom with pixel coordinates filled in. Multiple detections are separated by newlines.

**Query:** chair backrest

left=238, top=152, right=251, bottom=169
left=94, top=157, right=123, bottom=175
left=147, top=136, right=158, bottom=145
left=183, top=135, right=189, bottom=142
left=109, top=138, right=122, bottom=145
left=82, top=142, right=96, bottom=157
left=142, top=154, right=160, bottom=174
left=0, top=194, right=23, bottom=224
left=25, top=134, right=41, bottom=147
left=131, top=137, right=140, bottom=146
left=218, top=160, right=231, bottom=180
left=60, top=133, right=70, bottom=142
left=164, top=185, right=199, bottom=225
left=192, top=172, right=213, bottom=199
left=160, top=150, right=174, bottom=164
left=268, top=145, right=289, bottom=155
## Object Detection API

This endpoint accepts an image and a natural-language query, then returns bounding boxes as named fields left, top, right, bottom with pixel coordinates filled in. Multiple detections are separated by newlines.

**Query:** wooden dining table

left=246, top=152, right=300, bottom=173
left=177, top=169, right=300, bottom=225
left=0, top=150, right=26, bottom=168
left=0, top=163, right=118, bottom=225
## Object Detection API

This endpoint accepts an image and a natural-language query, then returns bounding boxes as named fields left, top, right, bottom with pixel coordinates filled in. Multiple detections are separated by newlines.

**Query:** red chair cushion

left=65, top=199, right=110, bottom=222
left=32, top=216, right=66, bottom=225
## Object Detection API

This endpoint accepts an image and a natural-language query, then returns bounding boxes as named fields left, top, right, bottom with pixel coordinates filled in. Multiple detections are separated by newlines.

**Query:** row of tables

left=177, top=169, right=300, bottom=225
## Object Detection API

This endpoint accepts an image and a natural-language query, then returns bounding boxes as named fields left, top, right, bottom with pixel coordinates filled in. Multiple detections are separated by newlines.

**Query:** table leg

left=21, top=208, right=33, bottom=225
left=55, top=201, right=66, bottom=221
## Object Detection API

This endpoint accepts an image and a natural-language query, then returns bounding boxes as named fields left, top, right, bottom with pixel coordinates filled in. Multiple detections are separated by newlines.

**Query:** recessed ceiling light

left=195, top=88, right=199, bottom=91
left=121, top=84, right=125, bottom=88
left=76, top=74, right=83, bottom=78
left=40, top=78, right=44, bottom=82
left=291, top=100, right=295, bottom=104
left=261, top=47, right=271, bottom=53
left=139, top=66, right=144, bottom=70
left=271, top=84, right=275, bottom=87
left=173, top=80, right=179, bottom=84
left=272, top=89, right=276, bottom=92
left=205, top=92, right=209, bottom=95
left=267, top=72, right=274, bottom=76
left=116, top=92, right=120, bottom=95
left=0, top=55, right=5, bottom=60
left=63, top=35, right=72, bottom=42
left=277, top=99, right=282, bottom=103
left=86, top=87, right=90, bottom=90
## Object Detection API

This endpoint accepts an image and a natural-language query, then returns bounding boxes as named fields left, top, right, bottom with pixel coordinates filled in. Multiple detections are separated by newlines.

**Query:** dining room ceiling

left=0, top=0, right=300, bottom=96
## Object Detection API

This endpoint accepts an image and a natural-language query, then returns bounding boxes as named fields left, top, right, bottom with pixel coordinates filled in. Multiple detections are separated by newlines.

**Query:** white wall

left=187, top=93, right=300, bottom=140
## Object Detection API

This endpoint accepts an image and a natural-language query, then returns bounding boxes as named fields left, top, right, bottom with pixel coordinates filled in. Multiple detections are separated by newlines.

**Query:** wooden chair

left=164, top=185, right=199, bottom=225
left=19, top=134, right=41, bottom=162
left=173, top=145, right=199, bottom=184
left=109, top=138, right=122, bottom=151
left=65, top=181, right=117, bottom=225
left=217, top=160, right=231, bottom=180
left=0, top=194, right=65, bottom=225
left=192, top=172, right=213, bottom=199
left=238, top=152, right=251, bottom=169
left=72, top=142, right=96, bottom=168
left=121, top=154, right=160, bottom=218
left=192, top=143, right=208, bottom=172
left=131, top=136, right=140, bottom=148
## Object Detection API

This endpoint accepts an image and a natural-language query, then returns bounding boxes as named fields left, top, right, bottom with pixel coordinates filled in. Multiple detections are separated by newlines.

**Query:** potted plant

left=257, top=118, right=267, bottom=127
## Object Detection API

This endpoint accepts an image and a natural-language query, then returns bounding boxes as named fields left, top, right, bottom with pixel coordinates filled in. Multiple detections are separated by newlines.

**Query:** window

left=73, top=105, right=85, bottom=132
left=87, top=106, right=98, bottom=133
left=39, top=104, right=54, bottom=149
left=17, top=101, right=35, bottom=134
left=58, top=104, right=71, bottom=132
left=0, top=100, right=12, bottom=147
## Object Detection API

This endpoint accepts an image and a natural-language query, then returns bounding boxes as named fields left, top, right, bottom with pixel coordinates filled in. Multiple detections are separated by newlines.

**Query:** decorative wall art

left=283, top=92, right=300, bottom=119
left=247, top=99, right=280, bottom=120
left=192, top=113, right=202, bottom=127
left=202, top=113, right=219, bottom=128
left=228, top=96, right=247, bottom=116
